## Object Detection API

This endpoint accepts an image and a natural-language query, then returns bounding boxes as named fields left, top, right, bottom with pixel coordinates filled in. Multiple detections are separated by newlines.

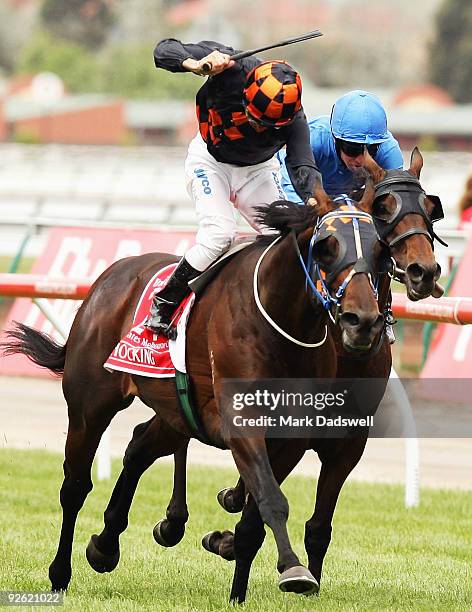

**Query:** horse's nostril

left=406, top=263, right=424, bottom=282
left=341, top=311, right=384, bottom=333
left=407, top=262, right=439, bottom=284
left=340, top=312, right=360, bottom=328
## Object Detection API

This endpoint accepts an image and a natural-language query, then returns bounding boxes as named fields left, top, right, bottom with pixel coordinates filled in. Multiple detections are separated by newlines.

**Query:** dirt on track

left=1, top=375, right=471, bottom=491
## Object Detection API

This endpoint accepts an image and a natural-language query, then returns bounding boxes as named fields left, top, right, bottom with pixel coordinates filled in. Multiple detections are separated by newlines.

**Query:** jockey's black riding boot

left=146, top=258, right=200, bottom=339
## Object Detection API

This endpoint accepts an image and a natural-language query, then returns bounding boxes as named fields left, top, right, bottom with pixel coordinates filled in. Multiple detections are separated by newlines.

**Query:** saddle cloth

left=104, top=263, right=195, bottom=378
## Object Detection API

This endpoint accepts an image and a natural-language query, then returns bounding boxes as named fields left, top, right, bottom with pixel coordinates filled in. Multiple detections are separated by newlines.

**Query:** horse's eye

left=423, top=198, right=435, bottom=217
left=373, top=198, right=396, bottom=221
left=313, top=237, right=338, bottom=268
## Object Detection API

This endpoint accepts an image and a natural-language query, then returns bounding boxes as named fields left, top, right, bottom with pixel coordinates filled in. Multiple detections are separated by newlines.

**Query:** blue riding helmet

left=330, top=90, right=389, bottom=145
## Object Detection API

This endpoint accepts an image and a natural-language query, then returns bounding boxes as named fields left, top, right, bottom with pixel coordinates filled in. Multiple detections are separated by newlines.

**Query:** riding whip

left=201, top=29, right=323, bottom=75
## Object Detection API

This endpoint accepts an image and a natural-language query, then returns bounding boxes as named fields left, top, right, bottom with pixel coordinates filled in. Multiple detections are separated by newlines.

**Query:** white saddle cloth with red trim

left=104, top=263, right=194, bottom=378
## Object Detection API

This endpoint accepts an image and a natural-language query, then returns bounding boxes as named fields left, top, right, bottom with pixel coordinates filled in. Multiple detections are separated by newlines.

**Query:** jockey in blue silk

left=278, top=90, right=403, bottom=201
left=278, top=90, right=402, bottom=343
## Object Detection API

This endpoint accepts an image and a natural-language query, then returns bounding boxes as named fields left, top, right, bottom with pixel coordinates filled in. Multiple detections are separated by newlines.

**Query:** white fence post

left=33, top=298, right=69, bottom=340
left=389, top=367, right=420, bottom=508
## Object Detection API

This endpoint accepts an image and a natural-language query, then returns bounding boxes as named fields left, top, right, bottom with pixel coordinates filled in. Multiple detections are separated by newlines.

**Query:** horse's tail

left=0, top=322, right=66, bottom=376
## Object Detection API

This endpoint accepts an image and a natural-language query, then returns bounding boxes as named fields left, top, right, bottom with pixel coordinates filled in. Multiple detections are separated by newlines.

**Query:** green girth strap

left=174, top=370, right=226, bottom=449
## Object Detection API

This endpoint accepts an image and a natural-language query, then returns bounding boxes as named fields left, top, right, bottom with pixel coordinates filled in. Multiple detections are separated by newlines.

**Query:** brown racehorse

left=68, top=148, right=442, bottom=602
left=188, top=148, right=444, bottom=593
left=2, top=176, right=391, bottom=602
left=188, top=147, right=444, bottom=596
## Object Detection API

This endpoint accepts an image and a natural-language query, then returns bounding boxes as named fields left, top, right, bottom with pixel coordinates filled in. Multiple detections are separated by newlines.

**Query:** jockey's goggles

left=337, top=139, right=379, bottom=158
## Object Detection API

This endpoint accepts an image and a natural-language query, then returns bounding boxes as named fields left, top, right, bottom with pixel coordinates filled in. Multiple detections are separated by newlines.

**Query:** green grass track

left=0, top=449, right=470, bottom=611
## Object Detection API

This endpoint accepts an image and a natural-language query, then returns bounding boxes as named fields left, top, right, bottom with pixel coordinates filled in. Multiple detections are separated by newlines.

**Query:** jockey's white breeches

left=183, top=133, right=285, bottom=271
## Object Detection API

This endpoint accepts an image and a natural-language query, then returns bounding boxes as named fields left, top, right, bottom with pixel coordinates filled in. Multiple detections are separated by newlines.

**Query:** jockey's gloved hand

left=182, top=51, right=234, bottom=76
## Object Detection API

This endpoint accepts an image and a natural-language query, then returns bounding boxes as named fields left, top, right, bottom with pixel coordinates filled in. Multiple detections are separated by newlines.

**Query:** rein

left=253, top=235, right=328, bottom=348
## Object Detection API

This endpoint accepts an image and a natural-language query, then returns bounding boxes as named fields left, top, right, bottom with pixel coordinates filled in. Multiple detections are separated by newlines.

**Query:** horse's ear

left=409, top=146, right=423, bottom=178
left=311, top=174, right=334, bottom=217
left=362, top=148, right=386, bottom=184
left=356, top=173, right=375, bottom=214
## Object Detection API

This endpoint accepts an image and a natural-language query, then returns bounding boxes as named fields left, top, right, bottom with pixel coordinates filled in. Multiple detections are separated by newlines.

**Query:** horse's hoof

left=153, top=519, right=184, bottom=548
left=202, top=530, right=223, bottom=555
left=86, top=534, right=120, bottom=573
left=48, top=562, right=71, bottom=592
left=49, top=580, right=69, bottom=592
left=278, top=566, right=319, bottom=596
left=153, top=519, right=172, bottom=547
left=217, top=488, right=244, bottom=513
left=202, top=530, right=235, bottom=561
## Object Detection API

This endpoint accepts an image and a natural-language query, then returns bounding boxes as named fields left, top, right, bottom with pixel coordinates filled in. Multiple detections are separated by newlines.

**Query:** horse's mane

left=255, top=200, right=318, bottom=234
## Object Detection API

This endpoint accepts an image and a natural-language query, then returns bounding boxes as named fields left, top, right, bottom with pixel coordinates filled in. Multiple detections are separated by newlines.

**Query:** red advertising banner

left=420, top=228, right=472, bottom=400
left=0, top=227, right=195, bottom=377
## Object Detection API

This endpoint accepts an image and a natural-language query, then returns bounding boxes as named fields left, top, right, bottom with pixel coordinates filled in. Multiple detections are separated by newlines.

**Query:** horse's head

left=363, top=147, right=443, bottom=301
left=310, top=180, right=388, bottom=352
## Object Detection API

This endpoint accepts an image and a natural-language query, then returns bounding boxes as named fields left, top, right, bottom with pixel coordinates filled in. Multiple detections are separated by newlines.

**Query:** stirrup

left=384, top=307, right=396, bottom=345
left=385, top=310, right=396, bottom=326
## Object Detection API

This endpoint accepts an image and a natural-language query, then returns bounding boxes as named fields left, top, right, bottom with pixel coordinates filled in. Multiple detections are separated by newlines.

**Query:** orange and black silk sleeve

left=285, top=111, right=322, bottom=203
left=154, top=39, right=237, bottom=73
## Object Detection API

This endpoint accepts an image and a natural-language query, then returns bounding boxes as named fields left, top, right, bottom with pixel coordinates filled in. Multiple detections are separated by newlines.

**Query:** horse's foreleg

left=229, top=438, right=316, bottom=602
left=87, top=416, right=188, bottom=574
left=49, top=392, right=128, bottom=591
left=205, top=440, right=307, bottom=565
left=305, top=436, right=368, bottom=585
left=153, top=441, right=190, bottom=547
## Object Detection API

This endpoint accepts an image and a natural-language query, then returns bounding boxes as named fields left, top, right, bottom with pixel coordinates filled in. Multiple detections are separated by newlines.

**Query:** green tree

left=98, top=44, right=200, bottom=99
left=40, top=0, right=116, bottom=50
left=429, top=0, right=472, bottom=102
left=17, top=31, right=100, bottom=93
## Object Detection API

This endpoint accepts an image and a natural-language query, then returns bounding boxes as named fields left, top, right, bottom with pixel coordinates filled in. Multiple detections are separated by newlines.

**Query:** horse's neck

left=257, top=232, right=327, bottom=338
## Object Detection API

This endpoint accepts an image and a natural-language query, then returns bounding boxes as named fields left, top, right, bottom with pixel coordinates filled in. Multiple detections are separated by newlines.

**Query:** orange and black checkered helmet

left=242, top=61, right=302, bottom=128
